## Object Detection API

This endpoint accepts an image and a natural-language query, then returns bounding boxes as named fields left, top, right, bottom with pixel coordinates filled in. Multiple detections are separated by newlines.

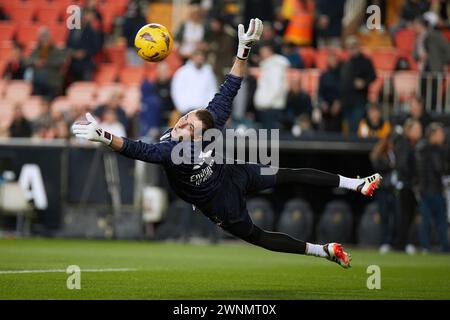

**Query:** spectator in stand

left=370, top=134, right=398, bottom=254
left=244, top=0, right=275, bottom=25
left=205, top=16, right=236, bottom=84
left=357, top=103, right=391, bottom=139
left=281, top=42, right=304, bottom=69
left=153, top=63, right=175, bottom=126
left=399, top=95, right=431, bottom=134
left=318, top=52, right=342, bottom=132
left=170, top=50, right=217, bottom=116
left=414, top=16, right=450, bottom=108
left=140, top=74, right=162, bottom=140
left=340, top=36, right=376, bottom=135
left=83, top=0, right=104, bottom=46
left=250, top=22, right=284, bottom=67
left=99, top=109, right=127, bottom=138
left=8, top=104, right=32, bottom=138
left=51, top=119, right=70, bottom=140
left=3, top=44, right=26, bottom=80
left=0, top=3, right=9, bottom=20
left=174, top=2, right=206, bottom=61
left=122, top=1, right=147, bottom=66
left=282, top=0, right=315, bottom=46
left=66, top=8, right=102, bottom=82
left=415, top=122, right=449, bottom=253
left=27, top=27, right=66, bottom=101
left=253, top=43, right=289, bottom=129
left=282, top=75, right=312, bottom=130
left=33, top=100, right=52, bottom=134
left=315, top=0, right=346, bottom=48
left=93, top=91, right=128, bottom=131
left=390, top=0, right=430, bottom=38
left=393, top=118, right=422, bottom=254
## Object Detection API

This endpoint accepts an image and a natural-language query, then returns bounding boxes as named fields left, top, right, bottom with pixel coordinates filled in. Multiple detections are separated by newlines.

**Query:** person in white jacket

left=254, top=43, right=290, bottom=129
left=171, top=50, right=217, bottom=115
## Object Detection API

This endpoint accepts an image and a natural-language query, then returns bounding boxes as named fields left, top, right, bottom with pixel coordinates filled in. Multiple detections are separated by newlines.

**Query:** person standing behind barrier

left=415, top=122, right=449, bottom=253
left=253, top=43, right=289, bottom=129
left=340, top=36, right=376, bottom=135
left=393, top=118, right=422, bottom=254
left=370, top=135, right=397, bottom=254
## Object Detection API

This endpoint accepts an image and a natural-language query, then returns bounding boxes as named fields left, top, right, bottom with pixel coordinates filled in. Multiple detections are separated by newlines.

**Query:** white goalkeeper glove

left=71, top=112, right=113, bottom=146
left=237, top=18, right=263, bottom=60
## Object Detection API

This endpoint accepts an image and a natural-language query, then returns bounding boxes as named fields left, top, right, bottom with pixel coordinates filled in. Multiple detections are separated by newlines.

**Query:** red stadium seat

left=94, top=64, right=119, bottom=85
left=0, top=22, right=16, bottom=42
left=368, top=71, right=390, bottom=102
left=314, top=48, right=329, bottom=71
left=370, top=48, right=398, bottom=71
left=119, top=66, right=145, bottom=86
left=299, top=47, right=316, bottom=68
left=4, top=81, right=32, bottom=103
left=394, top=28, right=417, bottom=56
left=393, top=71, right=419, bottom=102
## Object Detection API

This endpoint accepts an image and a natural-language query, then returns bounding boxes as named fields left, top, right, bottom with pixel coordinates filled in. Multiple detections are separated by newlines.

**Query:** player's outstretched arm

left=71, top=113, right=170, bottom=164
left=206, top=18, right=263, bottom=130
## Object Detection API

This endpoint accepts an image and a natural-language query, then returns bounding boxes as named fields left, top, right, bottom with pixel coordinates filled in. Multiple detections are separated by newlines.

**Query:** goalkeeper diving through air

left=72, top=18, right=382, bottom=268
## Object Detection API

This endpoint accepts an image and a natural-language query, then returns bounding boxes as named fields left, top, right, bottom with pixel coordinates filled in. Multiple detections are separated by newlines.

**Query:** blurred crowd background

left=0, top=0, right=449, bottom=253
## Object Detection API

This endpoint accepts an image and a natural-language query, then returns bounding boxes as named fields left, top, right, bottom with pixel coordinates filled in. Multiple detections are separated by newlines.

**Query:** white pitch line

left=0, top=268, right=137, bottom=274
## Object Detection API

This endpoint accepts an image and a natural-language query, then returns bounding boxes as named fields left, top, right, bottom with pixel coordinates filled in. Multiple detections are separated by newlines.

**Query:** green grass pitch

left=0, top=238, right=449, bottom=299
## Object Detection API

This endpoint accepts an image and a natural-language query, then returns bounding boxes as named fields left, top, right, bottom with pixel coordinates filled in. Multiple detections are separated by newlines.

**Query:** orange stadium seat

left=7, top=3, right=36, bottom=23
left=4, top=81, right=32, bottom=103
left=67, top=81, right=98, bottom=106
left=22, top=96, right=44, bottom=121
left=0, top=80, right=7, bottom=97
left=96, top=84, right=124, bottom=105
left=119, top=66, right=145, bottom=86
left=16, top=24, right=39, bottom=47
left=314, top=48, right=329, bottom=71
left=299, top=47, right=316, bottom=68
left=122, top=85, right=142, bottom=116
left=51, top=97, right=73, bottom=113
left=47, top=25, right=68, bottom=45
left=395, top=28, right=417, bottom=56
left=105, top=45, right=126, bottom=67
left=36, top=7, right=63, bottom=24
left=0, top=22, right=16, bottom=42
left=0, top=100, right=15, bottom=132
left=0, top=42, right=13, bottom=61
left=393, top=71, right=419, bottom=102
left=94, top=64, right=119, bottom=85
left=370, top=48, right=398, bottom=71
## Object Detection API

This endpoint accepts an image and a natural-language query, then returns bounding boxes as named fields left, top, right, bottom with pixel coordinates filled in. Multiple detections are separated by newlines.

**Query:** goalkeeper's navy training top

left=118, top=74, right=242, bottom=207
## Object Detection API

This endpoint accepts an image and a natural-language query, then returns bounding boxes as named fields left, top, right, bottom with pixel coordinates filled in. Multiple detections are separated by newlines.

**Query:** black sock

left=275, top=168, right=339, bottom=187
left=242, top=225, right=307, bottom=254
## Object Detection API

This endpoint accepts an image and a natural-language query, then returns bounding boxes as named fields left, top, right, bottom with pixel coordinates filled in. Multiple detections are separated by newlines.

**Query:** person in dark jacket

left=66, top=8, right=102, bottom=82
left=318, top=52, right=342, bottom=132
left=9, top=104, right=32, bottom=138
left=340, top=36, right=376, bottom=135
left=93, top=91, right=128, bottom=131
left=122, top=1, right=147, bottom=66
left=3, top=44, right=26, bottom=80
left=315, top=0, right=346, bottom=48
left=370, top=134, right=398, bottom=253
left=393, top=118, right=423, bottom=254
left=398, top=95, right=431, bottom=134
left=415, top=122, right=449, bottom=253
